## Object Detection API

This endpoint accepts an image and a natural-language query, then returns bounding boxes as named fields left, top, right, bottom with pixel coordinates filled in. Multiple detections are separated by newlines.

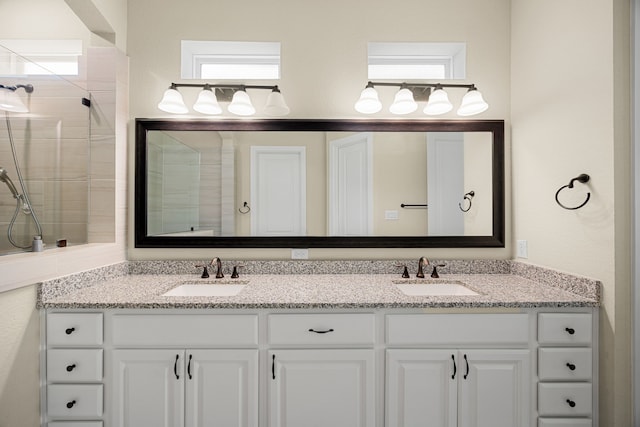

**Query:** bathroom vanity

left=38, top=267, right=600, bottom=427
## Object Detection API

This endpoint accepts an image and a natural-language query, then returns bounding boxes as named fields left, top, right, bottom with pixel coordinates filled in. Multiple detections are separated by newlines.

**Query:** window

left=367, top=42, right=466, bottom=80
left=0, top=39, right=82, bottom=76
left=181, top=41, right=281, bottom=80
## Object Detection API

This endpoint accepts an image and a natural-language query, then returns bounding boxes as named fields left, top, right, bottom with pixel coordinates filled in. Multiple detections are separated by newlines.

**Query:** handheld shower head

left=0, top=167, right=20, bottom=199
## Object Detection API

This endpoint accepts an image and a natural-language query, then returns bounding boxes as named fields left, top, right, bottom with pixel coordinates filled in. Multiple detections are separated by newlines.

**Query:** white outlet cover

left=291, top=249, right=309, bottom=259
left=516, top=240, right=528, bottom=258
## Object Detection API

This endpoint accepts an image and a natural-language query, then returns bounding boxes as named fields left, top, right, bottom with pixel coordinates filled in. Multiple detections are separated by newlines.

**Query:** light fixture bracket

left=405, top=86, right=432, bottom=102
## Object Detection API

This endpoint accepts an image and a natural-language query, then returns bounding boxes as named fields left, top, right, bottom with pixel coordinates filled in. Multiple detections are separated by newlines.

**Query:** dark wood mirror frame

left=135, top=118, right=504, bottom=248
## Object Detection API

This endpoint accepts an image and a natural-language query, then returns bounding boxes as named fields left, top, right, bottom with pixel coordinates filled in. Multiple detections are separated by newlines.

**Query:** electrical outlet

left=291, top=249, right=309, bottom=260
left=516, top=240, right=528, bottom=259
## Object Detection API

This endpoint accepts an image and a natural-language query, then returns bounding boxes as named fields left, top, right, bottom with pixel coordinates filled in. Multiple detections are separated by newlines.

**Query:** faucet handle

left=195, top=264, right=210, bottom=278
left=396, top=265, right=410, bottom=278
left=231, top=265, right=245, bottom=279
left=431, top=264, right=446, bottom=279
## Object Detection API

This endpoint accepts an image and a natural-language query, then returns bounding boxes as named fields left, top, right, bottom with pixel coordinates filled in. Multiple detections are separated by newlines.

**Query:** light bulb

left=354, top=86, right=382, bottom=114
left=264, top=88, right=290, bottom=116
left=193, top=88, right=222, bottom=115
left=457, top=88, right=489, bottom=116
left=157, top=87, right=188, bottom=114
left=423, top=88, right=453, bottom=115
left=228, top=90, right=256, bottom=116
left=389, top=88, right=417, bottom=115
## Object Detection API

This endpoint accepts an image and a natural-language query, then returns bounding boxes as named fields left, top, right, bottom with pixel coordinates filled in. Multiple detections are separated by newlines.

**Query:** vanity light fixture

left=354, top=81, right=488, bottom=116
left=157, top=82, right=289, bottom=116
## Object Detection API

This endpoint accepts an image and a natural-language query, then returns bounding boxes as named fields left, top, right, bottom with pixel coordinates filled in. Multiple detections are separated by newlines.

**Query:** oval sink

left=395, top=282, right=478, bottom=296
left=163, top=282, right=247, bottom=297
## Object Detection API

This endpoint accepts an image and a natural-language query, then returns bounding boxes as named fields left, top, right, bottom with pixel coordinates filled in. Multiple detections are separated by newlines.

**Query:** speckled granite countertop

left=39, top=269, right=600, bottom=309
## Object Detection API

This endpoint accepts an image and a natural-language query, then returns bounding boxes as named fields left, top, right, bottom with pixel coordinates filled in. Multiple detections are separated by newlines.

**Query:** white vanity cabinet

left=385, top=314, right=531, bottom=427
left=111, top=348, right=258, bottom=427
left=537, top=313, right=595, bottom=427
left=42, top=308, right=598, bottom=427
left=45, top=313, right=104, bottom=426
left=267, top=313, right=376, bottom=427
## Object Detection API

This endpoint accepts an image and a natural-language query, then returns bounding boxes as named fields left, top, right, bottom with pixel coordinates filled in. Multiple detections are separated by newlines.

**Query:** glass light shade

left=0, top=88, right=28, bottom=113
left=227, top=90, right=256, bottom=116
left=158, top=88, right=189, bottom=114
left=354, top=87, right=382, bottom=114
left=423, top=88, right=453, bottom=115
left=193, top=89, right=222, bottom=115
left=457, top=89, right=489, bottom=116
left=389, top=88, right=418, bottom=115
left=264, top=90, right=290, bottom=116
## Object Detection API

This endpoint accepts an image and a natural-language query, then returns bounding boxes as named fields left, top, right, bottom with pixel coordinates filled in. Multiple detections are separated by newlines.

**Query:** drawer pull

left=272, top=354, right=276, bottom=380
left=308, top=328, right=334, bottom=334
left=187, top=354, right=193, bottom=380
left=65, top=327, right=75, bottom=335
left=566, top=399, right=576, bottom=408
left=463, top=354, right=469, bottom=379
left=66, top=364, right=76, bottom=372
left=451, top=354, right=457, bottom=379
left=66, top=400, right=76, bottom=409
left=174, top=354, right=180, bottom=380
left=565, top=327, right=576, bottom=335
left=566, top=363, right=576, bottom=371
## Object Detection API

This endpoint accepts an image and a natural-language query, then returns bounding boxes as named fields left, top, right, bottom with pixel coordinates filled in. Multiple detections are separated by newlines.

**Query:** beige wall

left=126, top=0, right=512, bottom=260
left=511, top=0, right=631, bottom=424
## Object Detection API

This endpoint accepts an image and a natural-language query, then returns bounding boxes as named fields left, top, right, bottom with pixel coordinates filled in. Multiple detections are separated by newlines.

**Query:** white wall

left=511, top=0, right=631, bottom=424
left=126, top=0, right=512, bottom=260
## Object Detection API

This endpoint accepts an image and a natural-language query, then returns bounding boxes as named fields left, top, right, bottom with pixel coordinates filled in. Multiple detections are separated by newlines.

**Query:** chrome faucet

left=416, top=257, right=429, bottom=278
left=209, top=257, right=224, bottom=278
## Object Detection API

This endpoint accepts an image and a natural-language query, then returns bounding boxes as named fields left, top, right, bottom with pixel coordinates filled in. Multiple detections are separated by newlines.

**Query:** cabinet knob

left=66, top=364, right=76, bottom=372
left=566, top=363, right=576, bottom=371
left=565, top=327, right=575, bottom=335
left=65, top=327, right=75, bottom=335
left=66, top=400, right=76, bottom=409
left=566, top=399, right=576, bottom=408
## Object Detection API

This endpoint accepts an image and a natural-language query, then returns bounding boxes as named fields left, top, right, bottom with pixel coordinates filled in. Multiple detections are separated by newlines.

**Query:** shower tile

left=90, top=138, right=116, bottom=180
left=43, top=180, right=89, bottom=223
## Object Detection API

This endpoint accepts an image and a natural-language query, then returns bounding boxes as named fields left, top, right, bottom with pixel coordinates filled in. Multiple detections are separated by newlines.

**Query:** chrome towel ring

left=555, top=174, right=590, bottom=210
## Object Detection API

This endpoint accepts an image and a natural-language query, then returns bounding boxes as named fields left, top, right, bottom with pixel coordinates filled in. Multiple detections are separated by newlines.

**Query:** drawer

left=47, top=384, right=103, bottom=418
left=47, top=313, right=103, bottom=347
left=538, top=383, right=592, bottom=417
left=539, top=419, right=592, bottom=427
left=47, top=349, right=103, bottom=382
left=538, top=313, right=592, bottom=345
left=48, top=422, right=103, bottom=427
left=268, top=314, right=375, bottom=346
left=111, top=314, right=258, bottom=346
left=538, top=348, right=592, bottom=381
left=386, top=314, right=529, bottom=346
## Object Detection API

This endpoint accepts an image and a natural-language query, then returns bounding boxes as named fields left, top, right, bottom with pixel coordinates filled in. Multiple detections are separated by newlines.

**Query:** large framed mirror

left=135, top=119, right=504, bottom=248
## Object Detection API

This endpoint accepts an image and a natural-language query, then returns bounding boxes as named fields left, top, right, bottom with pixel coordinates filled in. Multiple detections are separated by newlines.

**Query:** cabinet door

left=386, top=349, right=457, bottom=427
left=269, top=349, right=375, bottom=427
left=458, top=349, right=530, bottom=427
left=185, top=349, right=258, bottom=427
left=111, top=349, right=185, bottom=427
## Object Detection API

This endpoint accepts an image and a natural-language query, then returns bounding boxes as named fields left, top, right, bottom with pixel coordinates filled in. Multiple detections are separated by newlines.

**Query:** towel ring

left=555, top=174, right=590, bottom=210
left=459, top=191, right=475, bottom=212
left=239, top=202, right=251, bottom=214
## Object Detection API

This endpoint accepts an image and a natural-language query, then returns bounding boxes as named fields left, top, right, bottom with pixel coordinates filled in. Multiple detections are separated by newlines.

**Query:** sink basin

left=163, top=281, right=248, bottom=297
left=394, top=280, right=478, bottom=296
